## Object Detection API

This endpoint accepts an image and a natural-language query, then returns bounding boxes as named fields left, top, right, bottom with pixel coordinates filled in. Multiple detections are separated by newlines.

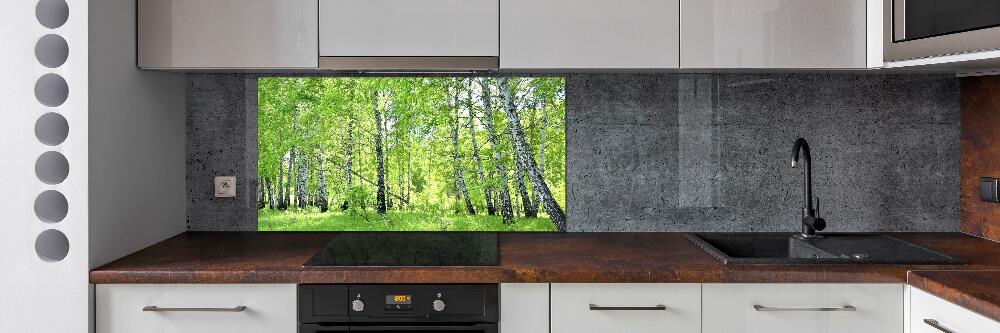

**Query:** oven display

left=386, top=295, right=412, bottom=305
left=384, top=295, right=413, bottom=311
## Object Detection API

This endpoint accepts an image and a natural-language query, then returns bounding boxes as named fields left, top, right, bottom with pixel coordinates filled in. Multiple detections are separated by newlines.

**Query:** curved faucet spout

left=791, top=138, right=812, bottom=210
left=791, top=138, right=824, bottom=237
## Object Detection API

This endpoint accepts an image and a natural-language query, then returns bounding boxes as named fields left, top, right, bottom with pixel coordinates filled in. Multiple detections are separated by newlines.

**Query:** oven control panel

left=298, top=284, right=498, bottom=323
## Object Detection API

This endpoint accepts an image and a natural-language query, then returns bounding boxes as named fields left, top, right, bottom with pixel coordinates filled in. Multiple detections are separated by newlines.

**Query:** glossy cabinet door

left=500, top=283, right=549, bottom=333
left=702, top=283, right=903, bottom=333
left=681, top=0, right=868, bottom=68
left=910, top=287, right=1000, bottom=333
left=138, top=0, right=318, bottom=69
left=500, top=0, right=680, bottom=69
left=550, top=283, right=700, bottom=333
left=96, top=284, right=297, bottom=333
left=319, top=0, right=499, bottom=57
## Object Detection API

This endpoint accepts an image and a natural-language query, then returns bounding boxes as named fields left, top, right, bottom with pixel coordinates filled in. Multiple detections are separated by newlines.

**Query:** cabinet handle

left=589, top=304, right=667, bottom=311
left=142, top=306, right=247, bottom=312
left=753, top=305, right=856, bottom=312
left=923, top=319, right=955, bottom=333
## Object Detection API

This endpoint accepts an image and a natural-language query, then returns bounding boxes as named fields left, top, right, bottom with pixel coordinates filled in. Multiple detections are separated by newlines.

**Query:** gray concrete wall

left=186, top=73, right=960, bottom=232
left=186, top=75, right=258, bottom=231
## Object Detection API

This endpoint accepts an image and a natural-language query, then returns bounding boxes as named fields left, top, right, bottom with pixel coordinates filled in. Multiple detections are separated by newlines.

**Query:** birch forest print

left=257, top=77, right=566, bottom=231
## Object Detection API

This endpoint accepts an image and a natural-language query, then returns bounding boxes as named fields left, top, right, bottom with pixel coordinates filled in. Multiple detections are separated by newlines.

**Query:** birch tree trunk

left=513, top=160, right=537, bottom=217
left=317, top=152, right=329, bottom=212
left=479, top=78, right=515, bottom=224
left=499, top=77, right=566, bottom=230
left=342, top=112, right=354, bottom=211
left=385, top=133, right=394, bottom=210
left=276, top=155, right=285, bottom=209
left=373, top=90, right=387, bottom=215
left=406, top=149, right=412, bottom=204
left=451, top=85, right=476, bottom=215
left=467, top=86, right=496, bottom=215
left=500, top=79, right=537, bottom=218
left=296, top=148, right=308, bottom=209
left=534, top=98, right=546, bottom=213
left=284, top=148, right=295, bottom=209
left=257, top=180, right=265, bottom=209
left=266, top=177, right=275, bottom=209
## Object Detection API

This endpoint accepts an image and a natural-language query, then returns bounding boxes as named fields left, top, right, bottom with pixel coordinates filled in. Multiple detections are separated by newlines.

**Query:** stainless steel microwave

left=885, top=0, right=1000, bottom=62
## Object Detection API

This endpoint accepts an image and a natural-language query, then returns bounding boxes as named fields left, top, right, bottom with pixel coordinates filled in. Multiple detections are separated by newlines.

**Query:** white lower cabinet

left=702, top=283, right=903, bottom=333
left=96, top=284, right=297, bottom=333
left=910, top=286, right=1000, bottom=333
left=500, top=283, right=549, bottom=333
left=550, top=283, right=701, bottom=333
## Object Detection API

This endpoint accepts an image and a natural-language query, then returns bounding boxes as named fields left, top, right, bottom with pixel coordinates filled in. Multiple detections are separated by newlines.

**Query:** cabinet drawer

left=96, top=284, right=296, bottom=333
left=703, top=283, right=903, bottom=333
left=550, top=283, right=700, bottom=333
left=910, top=287, right=1000, bottom=333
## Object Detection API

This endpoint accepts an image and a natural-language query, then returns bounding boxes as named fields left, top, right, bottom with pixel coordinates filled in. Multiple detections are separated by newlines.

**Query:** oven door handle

left=347, top=323, right=497, bottom=331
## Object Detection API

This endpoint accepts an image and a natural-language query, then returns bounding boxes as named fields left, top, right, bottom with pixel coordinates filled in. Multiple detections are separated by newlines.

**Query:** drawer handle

left=923, top=319, right=955, bottom=333
left=589, top=304, right=667, bottom=311
left=142, top=306, right=247, bottom=312
left=753, top=305, right=856, bottom=312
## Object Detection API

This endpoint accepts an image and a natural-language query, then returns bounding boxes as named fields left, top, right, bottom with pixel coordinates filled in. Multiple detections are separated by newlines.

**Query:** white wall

left=0, top=0, right=89, bottom=331
left=88, top=0, right=186, bottom=269
left=0, top=0, right=185, bottom=331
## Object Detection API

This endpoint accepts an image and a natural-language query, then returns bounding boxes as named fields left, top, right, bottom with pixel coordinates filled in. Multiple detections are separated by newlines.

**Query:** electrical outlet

left=215, top=176, right=236, bottom=198
left=981, top=177, right=999, bottom=202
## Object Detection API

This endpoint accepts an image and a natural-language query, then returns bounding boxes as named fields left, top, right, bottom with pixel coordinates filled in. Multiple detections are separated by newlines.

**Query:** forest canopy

left=257, top=77, right=566, bottom=231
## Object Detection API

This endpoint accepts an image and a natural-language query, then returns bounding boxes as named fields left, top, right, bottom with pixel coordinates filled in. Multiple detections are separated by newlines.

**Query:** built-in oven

left=299, top=284, right=499, bottom=333
left=885, top=0, right=1000, bottom=61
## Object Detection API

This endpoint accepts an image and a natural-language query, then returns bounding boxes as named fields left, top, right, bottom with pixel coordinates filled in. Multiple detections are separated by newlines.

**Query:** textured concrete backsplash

left=187, top=75, right=258, bottom=231
left=187, top=73, right=960, bottom=232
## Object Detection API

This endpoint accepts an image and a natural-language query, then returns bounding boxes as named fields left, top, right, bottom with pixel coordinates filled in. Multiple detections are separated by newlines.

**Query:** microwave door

left=896, top=0, right=1000, bottom=42
left=885, top=0, right=1000, bottom=61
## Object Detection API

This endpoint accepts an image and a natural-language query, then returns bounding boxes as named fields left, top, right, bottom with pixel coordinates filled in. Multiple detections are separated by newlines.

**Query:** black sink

left=687, top=233, right=965, bottom=265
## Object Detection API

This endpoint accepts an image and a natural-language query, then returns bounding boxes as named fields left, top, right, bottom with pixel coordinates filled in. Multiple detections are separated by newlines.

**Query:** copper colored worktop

left=90, top=232, right=1000, bottom=284
left=908, top=270, right=1000, bottom=322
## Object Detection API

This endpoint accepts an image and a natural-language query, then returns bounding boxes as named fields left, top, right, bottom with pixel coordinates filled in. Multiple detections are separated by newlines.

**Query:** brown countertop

left=908, top=270, right=1000, bottom=322
left=91, top=232, right=1000, bottom=284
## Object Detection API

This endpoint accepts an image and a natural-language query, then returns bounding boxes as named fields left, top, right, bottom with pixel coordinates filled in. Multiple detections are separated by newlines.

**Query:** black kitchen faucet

left=791, top=138, right=826, bottom=238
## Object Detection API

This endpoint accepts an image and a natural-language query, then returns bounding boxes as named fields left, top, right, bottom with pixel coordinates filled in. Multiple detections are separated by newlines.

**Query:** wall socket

left=981, top=177, right=999, bottom=203
left=215, top=176, right=236, bottom=198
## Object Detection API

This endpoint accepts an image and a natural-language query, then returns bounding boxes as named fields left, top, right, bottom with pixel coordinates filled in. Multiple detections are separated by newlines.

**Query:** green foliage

left=343, top=184, right=370, bottom=218
left=257, top=77, right=566, bottom=231
left=258, top=209, right=558, bottom=232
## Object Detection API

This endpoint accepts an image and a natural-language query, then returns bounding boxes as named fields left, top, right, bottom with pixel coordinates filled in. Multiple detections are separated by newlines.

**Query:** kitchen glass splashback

left=257, top=77, right=565, bottom=231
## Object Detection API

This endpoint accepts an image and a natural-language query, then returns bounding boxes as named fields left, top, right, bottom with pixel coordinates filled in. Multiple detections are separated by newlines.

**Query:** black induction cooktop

left=303, top=232, right=499, bottom=266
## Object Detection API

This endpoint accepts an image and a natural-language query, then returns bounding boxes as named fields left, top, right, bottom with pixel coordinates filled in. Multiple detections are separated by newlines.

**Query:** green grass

left=258, top=208, right=558, bottom=232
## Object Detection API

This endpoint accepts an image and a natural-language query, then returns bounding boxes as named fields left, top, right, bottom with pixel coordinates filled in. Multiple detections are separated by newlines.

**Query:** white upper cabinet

left=681, top=0, right=871, bottom=68
left=500, top=0, right=680, bottom=69
left=319, top=0, right=499, bottom=57
left=138, top=0, right=318, bottom=69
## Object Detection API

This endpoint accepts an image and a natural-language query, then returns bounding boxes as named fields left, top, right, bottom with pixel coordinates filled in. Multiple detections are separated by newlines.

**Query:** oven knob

left=351, top=299, right=365, bottom=312
left=432, top=299, right=446, bottom=312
